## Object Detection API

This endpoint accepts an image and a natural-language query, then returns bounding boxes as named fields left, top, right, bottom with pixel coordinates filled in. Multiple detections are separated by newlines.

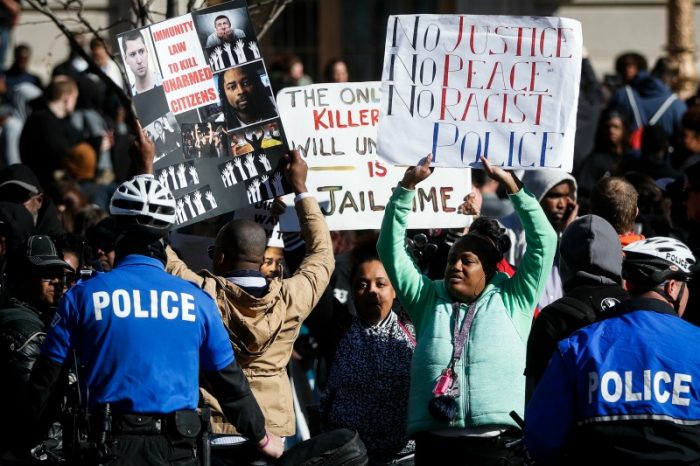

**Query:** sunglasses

left=207, top=245, right=215, bottom=260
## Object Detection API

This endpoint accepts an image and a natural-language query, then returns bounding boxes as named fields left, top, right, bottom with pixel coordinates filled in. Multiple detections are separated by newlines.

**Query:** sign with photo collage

left=117, top=0, right=289, bottom=228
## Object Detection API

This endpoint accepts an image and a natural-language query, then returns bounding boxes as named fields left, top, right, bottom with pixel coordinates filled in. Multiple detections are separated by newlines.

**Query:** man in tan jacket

left=166, top=150, right=334, bottom=437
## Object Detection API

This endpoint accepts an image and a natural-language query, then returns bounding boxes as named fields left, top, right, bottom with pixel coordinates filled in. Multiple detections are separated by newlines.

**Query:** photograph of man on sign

left=120, top=28, right=163, bottom=96
left=215, top=62, right=278, bottom=130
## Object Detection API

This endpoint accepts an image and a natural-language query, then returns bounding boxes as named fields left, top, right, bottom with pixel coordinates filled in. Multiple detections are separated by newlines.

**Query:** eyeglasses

left=207, top=245, right=215, bottom=260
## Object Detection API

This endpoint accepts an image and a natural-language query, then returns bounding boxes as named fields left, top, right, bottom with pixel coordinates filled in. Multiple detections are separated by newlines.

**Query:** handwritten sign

left=378, top=15, right=582, bottom=172
left=277, top=82, right=471, bottom=231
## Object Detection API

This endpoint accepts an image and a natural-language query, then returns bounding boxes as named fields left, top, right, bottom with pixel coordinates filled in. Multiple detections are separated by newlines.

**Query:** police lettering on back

left=92, top=290, right=197, bottom=322
left=588, top=370, right=692, bottom=406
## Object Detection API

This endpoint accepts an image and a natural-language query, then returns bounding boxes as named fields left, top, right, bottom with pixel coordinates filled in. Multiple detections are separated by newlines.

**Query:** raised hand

left=188, top=166, right=199, bottom=184
left=193, top=190, right=206, bottom=215
left=248, top=41, right=260, bottom=58
left=176, top=164, right=187, bottom=186
left=272, top=172, right=284, bottom=196
left=258, top=153, right=271, bottom=171
left=247, top=184, right=255, bottom=203
left=233, top=158, right=247, bottom=180
left=209, top=51, right=219, bottom=70
left=223, top=42, right=231, bottom=53
left=251, top=178, right=261, bottom=202
left=244, top=153, right=258, bottom=177
left=400, top=153, right=433, bottom=190
left=205, top=191, right=217, bottom=209
left=480, top=155, right=521, bottom=194
left=130, top=120, right=155, bottom=175
left=457, top=187, right=483, bottom=216
left=282, top=150, right=307, bottom=194
left=177, top=199, right=186, bottom=222
left=234, top=39, right=246, bottom=62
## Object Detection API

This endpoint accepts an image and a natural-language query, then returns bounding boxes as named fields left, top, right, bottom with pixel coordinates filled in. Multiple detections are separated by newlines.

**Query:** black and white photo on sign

left=218, top=152, right=274, bottom=187
left=157, top=160, right=200, bottom=192
left=180, top=122, right=230, bottom=159
left=192, top=5, right=258, bottom=64
left=118, top=27, right=163, bottom=96
left=175, top=185, right=217, bottom=224
left=144, top=113, right=181, bottom=161
left=205, top=39, right=261, bottom=72
left=212, top=62, right=278, bottom=131
left=244, top=170, right=285, bottom=204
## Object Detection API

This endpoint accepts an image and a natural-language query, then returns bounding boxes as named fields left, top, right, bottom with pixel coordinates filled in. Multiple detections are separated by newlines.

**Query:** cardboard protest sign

left=117, top=0, right=289, bottom=229
left=277, top=82, right=471, bottom=231
left=378, top=15, right=582, bottom=172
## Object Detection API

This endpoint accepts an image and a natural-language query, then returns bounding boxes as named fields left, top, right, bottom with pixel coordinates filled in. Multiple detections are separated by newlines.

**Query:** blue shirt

left=42, top=255, right=233, bottom=414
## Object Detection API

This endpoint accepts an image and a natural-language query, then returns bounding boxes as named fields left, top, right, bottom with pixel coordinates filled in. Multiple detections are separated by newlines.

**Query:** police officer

left=5, top=173, right=284, bottom=464
left=525, top=237, right=700, bottom=465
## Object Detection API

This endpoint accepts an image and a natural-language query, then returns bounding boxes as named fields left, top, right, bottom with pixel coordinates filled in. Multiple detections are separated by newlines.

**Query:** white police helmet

left=109, top=174, right=176, bottom=233
left=623, top=237, right=696, bottom=285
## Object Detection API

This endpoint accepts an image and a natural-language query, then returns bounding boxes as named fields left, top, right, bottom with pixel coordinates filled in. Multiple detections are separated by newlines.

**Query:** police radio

left=79, top=240, right=97, bottom=281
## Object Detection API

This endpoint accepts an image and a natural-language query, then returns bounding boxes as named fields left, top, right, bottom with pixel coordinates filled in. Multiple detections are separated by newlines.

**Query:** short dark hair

left=615, top=52, right=648, bottom=77
left=120, top=29, right=145, bottom=52
left=218, top=219, right=267, bottom=265
left=590, top=177, right=638, bottom=234
left=214, top=15, right=230, bottom=25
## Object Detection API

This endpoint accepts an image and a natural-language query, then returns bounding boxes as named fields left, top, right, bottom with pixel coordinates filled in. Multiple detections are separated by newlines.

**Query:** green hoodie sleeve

left=377, top=184, right=435, bottom=330
left=502, top=187, right=557, bottom=334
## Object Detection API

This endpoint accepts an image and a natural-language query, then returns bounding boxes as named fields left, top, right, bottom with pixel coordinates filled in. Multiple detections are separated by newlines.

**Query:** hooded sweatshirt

left=501, top=170, right=577, bottom=308
left=525, top=215, right=629, bottom=391
left=610, top=71, right=687, bottom=139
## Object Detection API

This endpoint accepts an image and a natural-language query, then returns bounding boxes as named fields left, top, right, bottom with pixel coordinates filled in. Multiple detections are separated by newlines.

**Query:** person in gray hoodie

left=501, top=169, right=578, bottom=308
left=524, top=214, right=630, bottom=401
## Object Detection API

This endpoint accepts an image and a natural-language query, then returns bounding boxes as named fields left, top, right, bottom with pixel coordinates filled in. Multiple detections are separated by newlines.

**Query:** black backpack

left=277, top=429, right=368, bottom=466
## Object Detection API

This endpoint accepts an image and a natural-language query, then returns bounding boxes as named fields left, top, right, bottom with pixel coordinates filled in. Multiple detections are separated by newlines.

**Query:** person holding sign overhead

left=377, top=155, right=556, bottom=465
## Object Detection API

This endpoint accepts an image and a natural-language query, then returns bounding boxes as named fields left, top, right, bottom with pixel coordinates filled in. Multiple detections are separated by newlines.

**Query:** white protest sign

left=277, top=82, right=471, bottom=231
left=150, top=16, right=219, bottom=114
left=378, top=15, right=582, bottom=172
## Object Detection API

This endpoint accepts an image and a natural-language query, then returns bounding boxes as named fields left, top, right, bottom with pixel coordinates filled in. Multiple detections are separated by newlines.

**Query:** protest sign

left=378, top=15, right=582, bottom=172
left=277, top=82, right=471, bottom=231
left=117, top=0, right=289, bottom=229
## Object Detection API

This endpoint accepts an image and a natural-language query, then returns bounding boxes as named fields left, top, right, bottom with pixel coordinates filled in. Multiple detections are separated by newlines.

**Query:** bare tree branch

left=24, top=0, right=139, bottom=132
left=257, top=0, right=292, bottom=39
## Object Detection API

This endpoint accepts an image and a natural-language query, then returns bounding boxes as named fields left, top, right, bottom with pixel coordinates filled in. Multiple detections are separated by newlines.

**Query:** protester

left=525, top=215, right=629, bottom=400
left=323, top=58, right=349, bottom=83
left=502, top=169, right=577, bottom=308
left=321, top=247, right=415, bottom=465
left=0, top=235, right=73, bottom=455
left=525, top=237, right=700, bottom=465
left=378, top=154, right=556, bottom=465
left=575, top=108, right=635, bottom=200
left=165, top=150, right=334, bottom=443
left=589, top=176, right=644, bottom=247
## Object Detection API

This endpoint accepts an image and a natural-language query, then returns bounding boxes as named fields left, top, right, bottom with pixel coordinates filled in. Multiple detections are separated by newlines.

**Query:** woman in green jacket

left=377, top=155, right=557, bottom=465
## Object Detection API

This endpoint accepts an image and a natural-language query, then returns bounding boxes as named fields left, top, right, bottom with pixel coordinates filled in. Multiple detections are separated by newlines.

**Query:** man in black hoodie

left=525, top=214, right=630, bottom=401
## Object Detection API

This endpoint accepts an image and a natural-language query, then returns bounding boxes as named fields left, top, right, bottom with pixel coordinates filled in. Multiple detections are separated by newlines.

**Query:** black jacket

left=525, top=283, right=630, bottom=401
left=0, top=299, right=47, bottom=448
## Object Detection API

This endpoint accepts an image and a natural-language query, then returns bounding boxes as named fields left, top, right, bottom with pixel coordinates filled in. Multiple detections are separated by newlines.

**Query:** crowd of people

left=0, top=15, right=698, bottom=465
